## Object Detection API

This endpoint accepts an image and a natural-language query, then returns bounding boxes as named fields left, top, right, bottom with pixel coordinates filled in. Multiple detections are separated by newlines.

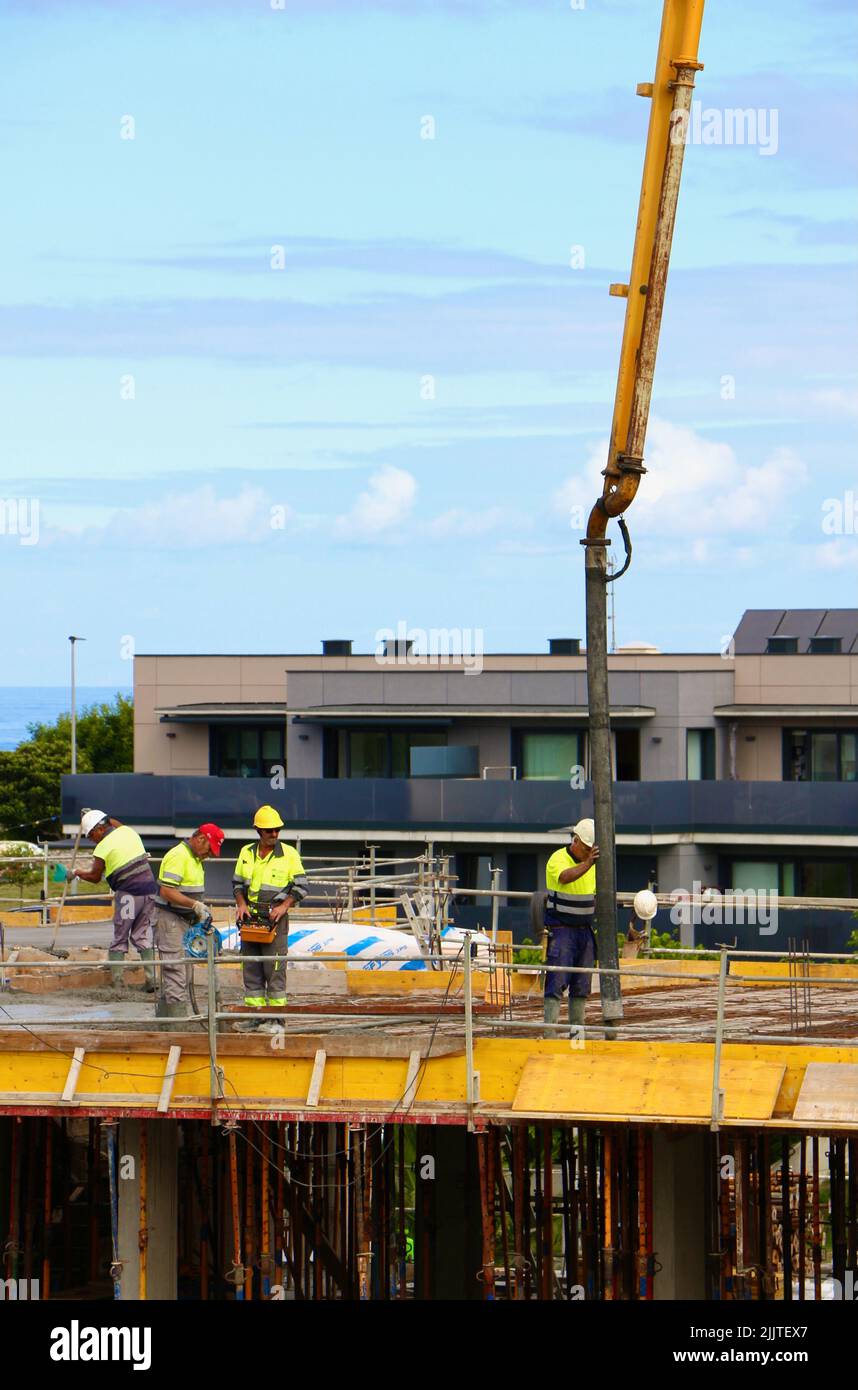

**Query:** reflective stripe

left=93, top=826, right=155, bottom=891
left=550, top=895, right=595, bottom=916
left=155, top=840, right=206, bottom=919
left=232, top=842, right=307, bottom=910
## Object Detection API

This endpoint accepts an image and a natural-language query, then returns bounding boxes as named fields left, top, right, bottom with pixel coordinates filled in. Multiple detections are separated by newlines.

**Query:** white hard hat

left=633, top=889, right=659, bottom=921
left=570, top=818, right=595, bottom=848
left=81, top=809, right=108, bottom=837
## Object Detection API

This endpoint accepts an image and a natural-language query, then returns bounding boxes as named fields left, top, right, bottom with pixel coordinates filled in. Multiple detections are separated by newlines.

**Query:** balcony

left=62, top=775, right=858, bottom=838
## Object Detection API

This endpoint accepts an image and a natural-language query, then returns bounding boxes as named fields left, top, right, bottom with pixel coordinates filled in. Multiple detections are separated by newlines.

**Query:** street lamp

left=68, top=636, right=86, bottom=774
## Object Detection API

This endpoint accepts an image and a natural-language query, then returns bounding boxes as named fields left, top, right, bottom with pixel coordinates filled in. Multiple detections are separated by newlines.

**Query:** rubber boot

left=543, top=995, right=562, bottom=1039
left=154, top=999, right=190, bottom=1031
left=107, top=950, right=125, bottom=990
left=139, top=947, right=157, bottom=993
left=568, top=995, right=586, bottom=1039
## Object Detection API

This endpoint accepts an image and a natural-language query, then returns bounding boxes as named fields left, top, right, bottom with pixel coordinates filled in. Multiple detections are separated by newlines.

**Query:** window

left=517, top=731, right=585, bottom=781
left=687, top=729, right=716, bottom=780
left=784, top=729, right=858, bottom=782
left=211, top=725, right=285, bottom=778
left=325, top=727, right=446, bottom=778
left=731, top=862, right=795, bottom=896
left=614, top=729, right=640, bottom=781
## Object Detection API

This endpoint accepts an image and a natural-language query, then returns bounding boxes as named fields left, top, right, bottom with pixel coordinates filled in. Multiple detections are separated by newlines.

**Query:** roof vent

left=766, top=636, right=798, bottom=655
left=383, top=638, right=414, bottom=658
left=322, top=640, right=352, bottom=656
left=615, top=642, right=660, bottom=655
left=809, top=636, right=842, bottom=654
left=549, top=638, right=581, bottom=656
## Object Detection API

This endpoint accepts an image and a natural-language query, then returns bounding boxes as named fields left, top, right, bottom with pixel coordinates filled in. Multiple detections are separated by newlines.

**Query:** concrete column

left=117, top=1119, right=178, bottom=1300
left=651, top=1128, right=708, bottom=1300
left=656, top=843, right=718, bottom=947
left=414, top=1125, right=482, bottom=1300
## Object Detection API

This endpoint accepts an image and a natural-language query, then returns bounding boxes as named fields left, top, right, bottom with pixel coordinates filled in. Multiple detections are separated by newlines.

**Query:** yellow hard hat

left=253, top=805, right=284, bottom=830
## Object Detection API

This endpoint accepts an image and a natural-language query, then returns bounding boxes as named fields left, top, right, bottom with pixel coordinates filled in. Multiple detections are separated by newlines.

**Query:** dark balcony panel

left=62, top=776, right=858, bottom=838
left=410, top=745, right=479, bottom=778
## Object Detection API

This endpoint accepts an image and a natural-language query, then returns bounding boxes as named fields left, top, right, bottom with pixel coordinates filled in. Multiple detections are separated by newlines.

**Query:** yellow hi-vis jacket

left=232, top=841, right=309, bottom=913
left=544, top=848, right=596, bottom=927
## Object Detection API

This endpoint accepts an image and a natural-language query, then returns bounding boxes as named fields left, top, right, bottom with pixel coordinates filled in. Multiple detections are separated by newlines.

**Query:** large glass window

left=211, top=725, right=285, bottom=778
left=785, top=729, right=858, bottom=782
left=687, top=729, right=716, bottom=780
left=520, top=731, right=584, bottom=781
left=326, top=727, right=446, bottom=778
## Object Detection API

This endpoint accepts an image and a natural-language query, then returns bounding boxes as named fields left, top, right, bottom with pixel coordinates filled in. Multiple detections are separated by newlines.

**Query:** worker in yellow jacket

left=543, top=818, right=600, bottom=1037
left=71, top=809, right=158, bottom=991
left=232, top=805, right=309, bottom=1028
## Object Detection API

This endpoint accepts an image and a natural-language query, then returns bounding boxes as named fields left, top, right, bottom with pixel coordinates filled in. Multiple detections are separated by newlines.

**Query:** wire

left=0, top=1000, right=212, bottom=1081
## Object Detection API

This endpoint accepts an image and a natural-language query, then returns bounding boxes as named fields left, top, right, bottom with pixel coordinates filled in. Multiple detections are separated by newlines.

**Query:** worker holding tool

left=232, top=805, right=309, bottom=1029
left=543, top=818, right=599, bottom=1037
left=70, top=809, right=158, bottom=992
left=153, top=823, right=224, bottom=1022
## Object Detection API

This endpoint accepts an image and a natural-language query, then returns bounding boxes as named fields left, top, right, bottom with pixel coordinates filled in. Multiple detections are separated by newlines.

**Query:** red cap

left=197, top=823, right=225, bottom=857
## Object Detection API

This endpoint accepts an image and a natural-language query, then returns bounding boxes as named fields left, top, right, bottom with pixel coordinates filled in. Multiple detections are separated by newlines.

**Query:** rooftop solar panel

left=816, top=609, right=858, bottom=653
left=780, top=609, right=827, bottom=652
left=733, top=609, right=784, bottom=654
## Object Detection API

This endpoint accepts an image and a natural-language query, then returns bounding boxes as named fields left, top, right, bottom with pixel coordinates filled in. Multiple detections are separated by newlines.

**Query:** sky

left=0, top=0, right=856, bottom=683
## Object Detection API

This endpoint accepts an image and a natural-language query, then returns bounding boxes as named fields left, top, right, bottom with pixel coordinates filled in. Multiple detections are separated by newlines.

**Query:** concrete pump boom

left=583, top=0, right=705, bottom=1026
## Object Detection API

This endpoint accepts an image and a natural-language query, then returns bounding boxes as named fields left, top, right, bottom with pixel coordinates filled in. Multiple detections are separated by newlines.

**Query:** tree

left=0, top=693, right=133, bottom=839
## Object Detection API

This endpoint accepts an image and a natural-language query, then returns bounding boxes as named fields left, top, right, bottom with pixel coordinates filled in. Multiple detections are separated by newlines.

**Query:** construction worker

left=153, top=823, right=224, bottom=1021
left=233, top=806, right=308, bottom=1027
left=543, top=818, right=600, bottom=1037
left=70, top=809, right=158, bottom=992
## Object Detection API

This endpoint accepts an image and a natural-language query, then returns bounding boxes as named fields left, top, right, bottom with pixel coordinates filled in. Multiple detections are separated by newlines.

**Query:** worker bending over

left=71, top=809, right=157, bottom=992
left=153, top=823, right=224, bottom=1021
left=233, top=805, right=308, bottom=1026
left=543, top=818, right=600, bottom=1037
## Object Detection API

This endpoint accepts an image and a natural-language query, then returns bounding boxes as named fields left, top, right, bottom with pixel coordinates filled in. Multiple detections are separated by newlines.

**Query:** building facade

left=63, top=610, right=858, bottom=946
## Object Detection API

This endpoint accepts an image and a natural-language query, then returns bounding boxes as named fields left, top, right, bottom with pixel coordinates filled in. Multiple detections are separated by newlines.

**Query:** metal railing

left=1, top=930, right=857, bottom=1128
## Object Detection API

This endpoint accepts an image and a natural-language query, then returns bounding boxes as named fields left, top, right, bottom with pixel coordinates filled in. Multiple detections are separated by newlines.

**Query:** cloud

left=56, top=484, right=289, bottom=550
left=334, top=465, right=416, bottom=538
left=811, top=539, right=858, bottom=570
left=422, top=506, right=509, bottom=539
left=553, top=418, right=807, bottom=549
left=811, top=388, right=858, bottom=417
left=125, top=237, right=567, bottom=283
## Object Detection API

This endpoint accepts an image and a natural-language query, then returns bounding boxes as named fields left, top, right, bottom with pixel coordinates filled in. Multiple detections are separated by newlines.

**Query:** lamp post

left=69, top=636, right=85, bottom=774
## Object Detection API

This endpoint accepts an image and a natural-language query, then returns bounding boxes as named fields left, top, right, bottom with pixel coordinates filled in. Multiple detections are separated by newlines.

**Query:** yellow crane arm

left=587, top=0, right=705, bottom=543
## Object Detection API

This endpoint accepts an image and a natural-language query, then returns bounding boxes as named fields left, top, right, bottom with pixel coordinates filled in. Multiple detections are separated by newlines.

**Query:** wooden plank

left=513, top=1056, right=652, bottom=1116
left=794, top=1063, right=858, bottom=1124
left=306, top=1050, right=327, bottom=1107
left=639, top=1059, right=784, bottom=1121
left=157, top=1045, right=182, bottom=1114
left=0, top=1030, right=465, bottom=1059
left=60, top=1047, right=86, bottom=1104
left=512, top=1054, right=785, bottom=1122
left=403, top=1049, right=421, bottom=1105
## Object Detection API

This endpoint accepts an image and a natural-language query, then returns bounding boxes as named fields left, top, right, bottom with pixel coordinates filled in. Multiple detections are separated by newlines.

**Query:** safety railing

left=2, top=932, right=858, bottom=1134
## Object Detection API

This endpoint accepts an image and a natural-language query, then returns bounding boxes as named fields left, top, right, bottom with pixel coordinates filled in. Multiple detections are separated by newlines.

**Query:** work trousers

left=543, top=923, right=596, bottom=1000
left=154, top=906, right=192, bottom=1005
left=241, top=918, right=288, bottom=1001
left=110, top=891, right=156, bottom=954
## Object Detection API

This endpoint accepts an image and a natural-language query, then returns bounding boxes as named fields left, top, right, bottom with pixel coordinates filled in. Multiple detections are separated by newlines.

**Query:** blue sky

left=1, top=0, right=856, bottom=683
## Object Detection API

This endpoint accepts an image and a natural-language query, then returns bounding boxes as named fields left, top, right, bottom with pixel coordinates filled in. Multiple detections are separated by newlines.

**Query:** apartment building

left=63, top=609, right=858, bottom=945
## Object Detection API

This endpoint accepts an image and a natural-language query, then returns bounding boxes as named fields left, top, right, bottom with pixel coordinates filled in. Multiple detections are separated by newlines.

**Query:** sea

left=0, top=687, right=132, bottom=751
